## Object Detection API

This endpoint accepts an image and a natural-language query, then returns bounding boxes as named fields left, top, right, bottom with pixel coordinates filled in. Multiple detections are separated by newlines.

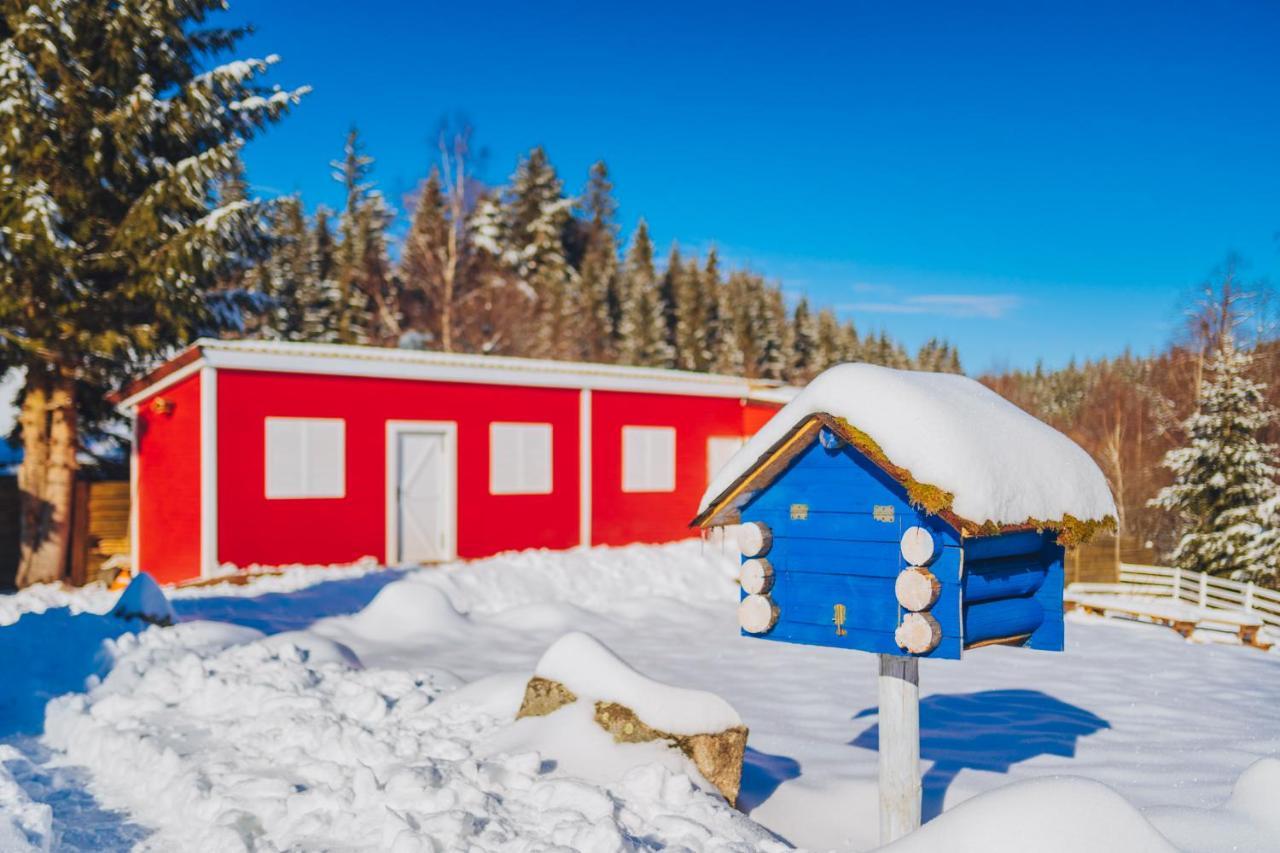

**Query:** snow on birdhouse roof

left=695, top=363, right=1117, bottom=542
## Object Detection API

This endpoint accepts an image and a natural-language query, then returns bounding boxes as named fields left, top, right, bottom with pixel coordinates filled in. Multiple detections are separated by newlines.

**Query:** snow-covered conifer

left=331, top=128, right=393, bottom=345
left=619, top=221, right=672, bottom=367
left=576, top=162, right=620, bottom=362
left=790, top=298, right=819, bottom=381
left=1150, top=337, right=1280, bottom=581
left=504, top=147, right=577, bottom=359
left=0, top=1, right=305, bottom=585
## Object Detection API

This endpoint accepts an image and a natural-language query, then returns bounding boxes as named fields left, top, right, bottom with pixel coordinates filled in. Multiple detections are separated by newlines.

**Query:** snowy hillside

left=2, top=542, right=1279, bottom=851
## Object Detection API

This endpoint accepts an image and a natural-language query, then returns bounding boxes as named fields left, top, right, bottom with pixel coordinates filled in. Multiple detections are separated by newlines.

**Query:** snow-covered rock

left=516, top=632, right=749, bottom=804
left=110, top=573, right=175, bottom=626
left=700, top=363, right=1118, bottom=528
left=531, top=632, right=742, bottom=735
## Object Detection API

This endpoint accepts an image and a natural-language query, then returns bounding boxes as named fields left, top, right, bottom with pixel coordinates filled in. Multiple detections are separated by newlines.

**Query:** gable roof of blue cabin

left=692, top=412, right=1042, bottom=541
left=737, top=425, right=962, bottom=549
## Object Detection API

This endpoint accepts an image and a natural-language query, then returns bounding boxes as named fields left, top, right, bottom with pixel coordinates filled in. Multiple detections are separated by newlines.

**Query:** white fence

left=1113, top=563, right=1280, bottom=629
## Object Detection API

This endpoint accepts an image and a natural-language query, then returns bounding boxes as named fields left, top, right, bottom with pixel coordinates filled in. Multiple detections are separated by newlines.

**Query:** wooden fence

left=1116, top=562, right=1280, bottom=629
left=0, top=477, right=130, bottom=589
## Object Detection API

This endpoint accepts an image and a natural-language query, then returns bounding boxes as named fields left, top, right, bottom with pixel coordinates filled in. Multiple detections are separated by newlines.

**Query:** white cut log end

left=894, top=612, right=942, bottom=654
left=739, top=558, right=775, bottom=595
left=899, top=526, right=937, bottom=566
left=894, top=567, right=941, bottom=612
left=738, top=594, right=779, bottom=634
left=737, top=521, right=773, bottom=558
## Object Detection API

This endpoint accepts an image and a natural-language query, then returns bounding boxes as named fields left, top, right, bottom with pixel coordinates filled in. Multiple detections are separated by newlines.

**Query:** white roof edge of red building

left=116, top=338, right=798, bottom=411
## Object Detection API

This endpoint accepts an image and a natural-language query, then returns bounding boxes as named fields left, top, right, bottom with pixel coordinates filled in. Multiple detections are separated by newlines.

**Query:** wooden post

left=1198, top=572, right=1208, bottom=608
left=878, top=654, right=921, bottom=844
left=1171, top=567, right=1182, bottom=602
left=1244, top=582, right=1255, bottom=612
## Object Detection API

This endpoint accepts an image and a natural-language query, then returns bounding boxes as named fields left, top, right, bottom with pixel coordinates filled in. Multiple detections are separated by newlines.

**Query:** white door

left=395, top=430, right=451, bottom=563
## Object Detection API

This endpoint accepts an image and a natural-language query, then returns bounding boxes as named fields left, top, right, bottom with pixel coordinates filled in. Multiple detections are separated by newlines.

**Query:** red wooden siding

left=215, top=370, right=582, bottom=567
left=136, top=372, right=202, bottom=583
left=744, top=401, right=779, bottom=435
left=590, top=391, right=747, bottom=546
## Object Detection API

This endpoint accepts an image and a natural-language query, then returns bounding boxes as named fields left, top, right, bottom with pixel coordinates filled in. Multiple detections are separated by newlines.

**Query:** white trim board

left=198, top=366, right=218, bottom=578
left=194, top=339, right=760, bottom=399
left=115, top=358, right=206, bottom=412
left=385, top=420, right=458, bottom=565
left=579, top=389, right=592, bottom=547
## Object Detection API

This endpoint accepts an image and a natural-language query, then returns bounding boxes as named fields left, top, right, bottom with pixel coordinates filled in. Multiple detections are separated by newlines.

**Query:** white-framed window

left=489, top=422, right=553, bottom=495
left=264, top=417, right=346, bottom=499
left=707, top=435, right=745, bottom=484
left=622, top=426, right=676, bottom=493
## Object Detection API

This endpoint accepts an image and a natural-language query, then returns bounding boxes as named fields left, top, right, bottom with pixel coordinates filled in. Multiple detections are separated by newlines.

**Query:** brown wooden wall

left=1065, top=534, right=1158, bottom=586
left=0, top=477, right=130, bottom=589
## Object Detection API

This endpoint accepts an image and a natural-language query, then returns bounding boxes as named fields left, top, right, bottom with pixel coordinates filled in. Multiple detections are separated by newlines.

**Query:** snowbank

left=700, top=363, right=1117, bottom=527
left=879, top=775, right=1176, bottom=853
left=533, top=631, right=741, bottom=735
left=43, top=612, right=781, bottom=852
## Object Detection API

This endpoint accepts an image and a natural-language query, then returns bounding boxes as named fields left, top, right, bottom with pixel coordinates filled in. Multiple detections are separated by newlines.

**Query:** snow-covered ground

left=2, top=541, right=1279, bottom=851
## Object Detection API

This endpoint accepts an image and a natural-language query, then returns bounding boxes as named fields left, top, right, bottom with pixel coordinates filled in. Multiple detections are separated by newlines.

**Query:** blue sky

left=223, top=1, right=1279, bottom=373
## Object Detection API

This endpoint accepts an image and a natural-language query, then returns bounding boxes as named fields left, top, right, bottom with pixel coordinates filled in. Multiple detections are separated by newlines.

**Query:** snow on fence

left=1099, top=563, right=1280, bottom=629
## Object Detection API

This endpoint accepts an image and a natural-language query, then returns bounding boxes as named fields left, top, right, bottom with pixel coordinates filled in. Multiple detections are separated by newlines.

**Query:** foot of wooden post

left=878, top=653, right=921, bottom=844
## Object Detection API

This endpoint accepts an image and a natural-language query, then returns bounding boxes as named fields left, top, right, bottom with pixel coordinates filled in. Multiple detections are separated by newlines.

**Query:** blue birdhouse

left=693, top=365, right=1117, bottom=661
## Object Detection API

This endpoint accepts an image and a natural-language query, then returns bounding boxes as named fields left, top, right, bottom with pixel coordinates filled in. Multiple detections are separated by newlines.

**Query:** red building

left=116, top=340, right=788, bottom=584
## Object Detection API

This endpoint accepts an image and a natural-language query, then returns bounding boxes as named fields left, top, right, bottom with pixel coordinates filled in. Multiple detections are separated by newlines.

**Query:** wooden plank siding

left=0, top=477, right=129, bottom=589
left=738, top=437, right=966, bottom=659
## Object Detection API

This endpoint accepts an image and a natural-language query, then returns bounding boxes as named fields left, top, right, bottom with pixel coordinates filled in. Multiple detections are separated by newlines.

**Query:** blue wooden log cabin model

left=692, top=364, right=1117, bottom=661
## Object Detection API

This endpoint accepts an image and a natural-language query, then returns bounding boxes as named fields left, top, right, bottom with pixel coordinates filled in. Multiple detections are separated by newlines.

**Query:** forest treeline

left=229, top=127, right=963, bottom=383
left=981, top=272, right=1279, bottom=578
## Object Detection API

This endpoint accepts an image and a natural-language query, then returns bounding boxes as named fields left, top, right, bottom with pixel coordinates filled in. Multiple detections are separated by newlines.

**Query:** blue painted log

left=962, top=530, right=1045, bottom=561
left=962, top=556, right=1049, bottom=603
left=963, top=597, right=1044, bottom=647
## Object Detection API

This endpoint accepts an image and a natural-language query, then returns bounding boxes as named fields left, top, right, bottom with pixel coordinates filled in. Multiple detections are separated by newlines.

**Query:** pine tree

left=840, top=320, right=862, bottom=363
left=618, top=220, right=672, bottom=366
left=298, top=208, right=343, bottom=343
left=331, top=127, right=392, bottom=345
left=812, top=309, right=844, bottom=372
left=576, top=162, right=620, bottom=362
left=790, top=297, right=819, bottom=381
left=255, top=196, right=312, bottom=340
left=659, top=245, right=686, bottom=369
left=704, top=250, right=741, bottom=375
left=398, top=171, right=450, bottom=348
left=505, top=146, right=576, bottom=359
left=1150, top=337, right=1280, bottom=580
left=0, top=2, right=304, bottom=585
left=757, top=286, right=789, bottom=380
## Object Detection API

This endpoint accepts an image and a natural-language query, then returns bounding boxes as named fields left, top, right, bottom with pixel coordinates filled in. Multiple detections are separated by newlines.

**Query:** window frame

left=488, top=421, right=555, bottom=496
left=263, top=416, right=347, bottom=500
left=621, top=425, right=677, bottom=493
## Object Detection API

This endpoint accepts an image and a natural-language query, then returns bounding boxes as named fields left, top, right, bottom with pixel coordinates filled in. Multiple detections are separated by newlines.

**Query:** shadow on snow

left=738, top=746, right=803, bottom=815
left=172, top=568, right=408, bottom=635
left=851, top=688, right=1111, bottom=821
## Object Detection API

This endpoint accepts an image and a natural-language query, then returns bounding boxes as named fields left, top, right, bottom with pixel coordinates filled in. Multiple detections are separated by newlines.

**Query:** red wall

left=136, top=372, right=202, bottom=584
left=590, top=391, right=749, bottom=546
left=215, top=370, right=582, bottom=567
left=744, top=401, right=780, bottom=435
